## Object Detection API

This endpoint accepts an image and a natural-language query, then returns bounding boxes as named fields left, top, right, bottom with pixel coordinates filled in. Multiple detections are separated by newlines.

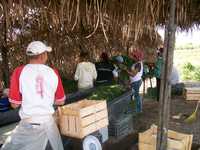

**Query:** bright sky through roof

left=157, top=27, right=200, bottom=46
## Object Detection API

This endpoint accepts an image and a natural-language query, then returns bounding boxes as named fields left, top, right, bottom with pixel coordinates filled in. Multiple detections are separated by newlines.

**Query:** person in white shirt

left=170, top=66, right=184, bottom=96
left=1, top=41, right=66, bottom=150
left=170, top=66, right=180, bottom=85
left=126, top=50, right=144, bottom=113
left=74, top=51, right=97, bottom=91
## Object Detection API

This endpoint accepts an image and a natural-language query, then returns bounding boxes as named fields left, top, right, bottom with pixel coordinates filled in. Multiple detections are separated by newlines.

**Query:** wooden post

left=156, top=0, right=176, bottom=150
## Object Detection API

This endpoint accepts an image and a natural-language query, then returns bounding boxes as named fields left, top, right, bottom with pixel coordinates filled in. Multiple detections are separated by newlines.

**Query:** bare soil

left=103, top=96, right=200, bottom=150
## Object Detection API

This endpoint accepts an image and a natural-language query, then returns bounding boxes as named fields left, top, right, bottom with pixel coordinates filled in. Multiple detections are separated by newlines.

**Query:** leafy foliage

left=181, top=62, right=200, bottom=81
left=61, top=78, right=77, bottom=93
left=87, top=84, right=126, bottom=101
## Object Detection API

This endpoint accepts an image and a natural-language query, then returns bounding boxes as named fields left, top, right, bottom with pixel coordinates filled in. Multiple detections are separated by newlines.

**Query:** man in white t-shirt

left=1, top=41, right=66, bottom=150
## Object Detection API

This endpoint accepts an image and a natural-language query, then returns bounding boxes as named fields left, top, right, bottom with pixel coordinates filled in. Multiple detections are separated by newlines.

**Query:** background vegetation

left=174, top=48, right=200, bottom=81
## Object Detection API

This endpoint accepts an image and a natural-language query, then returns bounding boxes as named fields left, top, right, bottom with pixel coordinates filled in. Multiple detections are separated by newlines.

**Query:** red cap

left=131, top=49, right=144, bottom=61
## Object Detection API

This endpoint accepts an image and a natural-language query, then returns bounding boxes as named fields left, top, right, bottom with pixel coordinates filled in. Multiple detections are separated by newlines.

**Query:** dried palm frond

left=184, top=101, right=200, bottom=124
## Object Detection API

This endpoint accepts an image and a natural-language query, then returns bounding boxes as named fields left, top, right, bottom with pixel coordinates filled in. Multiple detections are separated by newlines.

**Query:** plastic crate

left=107, top=90, right=132, bottom=120
left=108, top=114, right=133, bottom=139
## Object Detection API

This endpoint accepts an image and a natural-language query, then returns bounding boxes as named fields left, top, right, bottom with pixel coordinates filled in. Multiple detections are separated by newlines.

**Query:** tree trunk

left=156, top=0, right=176, bottom=150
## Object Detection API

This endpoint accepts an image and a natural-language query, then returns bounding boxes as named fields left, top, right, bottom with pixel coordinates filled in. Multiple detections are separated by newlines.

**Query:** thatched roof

left=0, top=0, right=199, bottom=79
left=0, top=0, right=199, bottom=42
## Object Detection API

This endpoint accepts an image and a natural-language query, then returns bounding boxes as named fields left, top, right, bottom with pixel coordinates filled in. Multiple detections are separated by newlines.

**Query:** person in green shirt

left=154, top=48, right=164, bottom=101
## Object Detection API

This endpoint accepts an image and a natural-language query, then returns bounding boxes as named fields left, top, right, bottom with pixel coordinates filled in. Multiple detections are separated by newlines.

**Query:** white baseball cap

left=26, top=41, right=52, bottom=56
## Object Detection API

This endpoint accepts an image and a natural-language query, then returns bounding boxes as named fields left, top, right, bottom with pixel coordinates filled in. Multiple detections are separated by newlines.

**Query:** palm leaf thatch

left=0, top=0, right=199, bottom=78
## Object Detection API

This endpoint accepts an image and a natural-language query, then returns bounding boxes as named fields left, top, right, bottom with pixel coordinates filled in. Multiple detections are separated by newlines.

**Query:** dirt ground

left=103, top=96, right=200, bottom=150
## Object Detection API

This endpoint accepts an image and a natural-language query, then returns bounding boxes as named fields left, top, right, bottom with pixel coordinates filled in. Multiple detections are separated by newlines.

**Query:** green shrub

left=194, top=66, right=200, bottom=81
left=61, top=78, right=77, bottom=93
left=181, top=63, right=200, bottom=81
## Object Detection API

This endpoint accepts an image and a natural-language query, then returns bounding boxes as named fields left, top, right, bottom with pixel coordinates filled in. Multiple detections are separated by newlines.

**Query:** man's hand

left=55, top=100, right=65, bottom=106
left=11, top=103, right=20, bottom=109
left=126, top=68, right=138, bottom=77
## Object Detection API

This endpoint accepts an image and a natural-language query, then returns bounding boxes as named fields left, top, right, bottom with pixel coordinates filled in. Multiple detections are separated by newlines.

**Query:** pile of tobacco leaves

left=87, top=84, right=126, bottom=101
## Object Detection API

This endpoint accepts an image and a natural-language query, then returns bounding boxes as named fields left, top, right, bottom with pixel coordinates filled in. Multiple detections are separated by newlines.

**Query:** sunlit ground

left=0, top=123, right=17, bottom=144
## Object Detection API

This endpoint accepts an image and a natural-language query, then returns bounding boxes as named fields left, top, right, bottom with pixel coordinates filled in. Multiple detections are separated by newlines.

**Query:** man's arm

left=126, top=62, right=141, bottom=77
left=9, top=66, right=24, bottom=108
left=54, top=69, right=66, bottom=105
left=126, top=68, right=138, bottom=77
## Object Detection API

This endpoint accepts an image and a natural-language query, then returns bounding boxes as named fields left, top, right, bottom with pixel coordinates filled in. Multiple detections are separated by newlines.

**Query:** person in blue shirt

left=0, top=87, right=10, bottom=112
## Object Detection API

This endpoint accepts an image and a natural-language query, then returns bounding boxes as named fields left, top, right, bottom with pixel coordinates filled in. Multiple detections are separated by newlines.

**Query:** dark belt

left=30, top=123, right=41, bottom=126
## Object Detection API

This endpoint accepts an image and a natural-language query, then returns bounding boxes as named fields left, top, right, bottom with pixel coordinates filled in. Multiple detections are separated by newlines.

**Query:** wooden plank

left=63, top=116, right=79, bottom=137
left=185, top=93, right=200, bottom=98
left=69, top=116, right=75, bottom=135
left=152, top=125, right=193, bottom=141
left=75, top=117, right=81, bottom=136
left=65, top=118, right=108, bottom=139
left=185, top=94, right=200, bottom=101
left=139, top=129, right=155, bottom=144
left=61, top=108, right=79, bottom=116
left=139, top=135, right=186, bottom=150
left=167, top=137, right=185, bottom=150
left=82, top=118, right=109, bottom=137
left=139, top=143, right=155, bottom=150
left=139, top=125, right=193, bottom=150
left=140, top=132, right=185, bottom=149
left=60, top=115, right=69, bottom=135
left=80, top=101, right=107, bottom=117
left=81, top=109, right=108, bottom=127
left=185, top=87, right=200, bottom=93
left=186, top=135, right=193, bottom=150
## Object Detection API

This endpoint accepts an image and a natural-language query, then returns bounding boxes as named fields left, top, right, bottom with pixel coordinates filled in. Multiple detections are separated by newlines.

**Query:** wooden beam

left=156, top=0, right=176, bottom=150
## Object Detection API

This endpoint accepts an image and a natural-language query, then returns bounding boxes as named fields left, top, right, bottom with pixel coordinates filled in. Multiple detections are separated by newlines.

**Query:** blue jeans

left=131, top=80, right=142, bottom=113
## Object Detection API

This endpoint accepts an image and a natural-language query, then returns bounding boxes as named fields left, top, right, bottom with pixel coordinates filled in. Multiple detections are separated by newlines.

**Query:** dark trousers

left=156, top=78, right=160, bottom=101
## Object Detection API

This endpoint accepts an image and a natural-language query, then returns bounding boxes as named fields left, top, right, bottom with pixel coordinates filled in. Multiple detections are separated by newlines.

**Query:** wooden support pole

left=156, top=0, right=176, bottom=150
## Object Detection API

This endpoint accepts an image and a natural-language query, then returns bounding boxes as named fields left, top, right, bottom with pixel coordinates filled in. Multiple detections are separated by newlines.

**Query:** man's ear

left=39, top=53, right=45, bottom=60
